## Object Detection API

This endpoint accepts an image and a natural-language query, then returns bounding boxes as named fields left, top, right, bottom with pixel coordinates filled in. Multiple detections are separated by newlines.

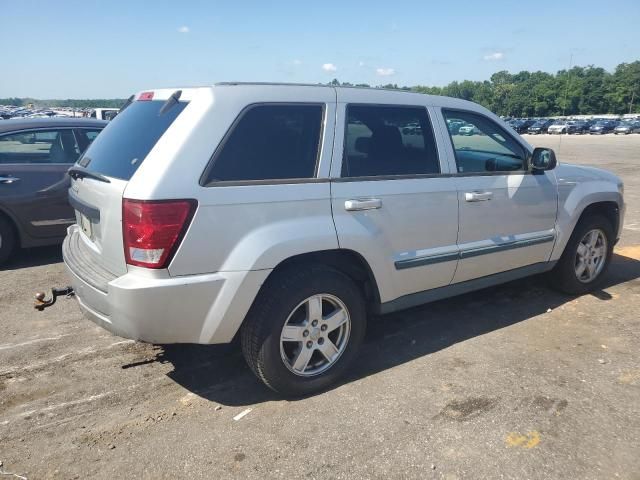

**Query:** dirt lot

left=1, top=134, right=639, bottom=479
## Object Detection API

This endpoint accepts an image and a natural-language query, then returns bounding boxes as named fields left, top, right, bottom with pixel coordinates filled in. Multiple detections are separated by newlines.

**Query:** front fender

left=551, top=167, right=624, bottom=261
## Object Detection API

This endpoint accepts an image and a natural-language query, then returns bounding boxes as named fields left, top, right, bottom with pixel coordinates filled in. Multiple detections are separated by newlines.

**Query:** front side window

left=443, top=110, right=526, bottom=173
left=342, top=105, right=439, bottom=178
left=0, top=129, right=80, bottom=164
left=203, top=104, right=323, bottom=184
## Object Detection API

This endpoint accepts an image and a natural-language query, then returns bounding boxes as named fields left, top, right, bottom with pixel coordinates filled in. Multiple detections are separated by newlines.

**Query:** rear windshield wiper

left=119, top=94, right=135, bottom=114
left=159, top=90, right=182, bottom=115
left=68, top=165, right=111, bottom=183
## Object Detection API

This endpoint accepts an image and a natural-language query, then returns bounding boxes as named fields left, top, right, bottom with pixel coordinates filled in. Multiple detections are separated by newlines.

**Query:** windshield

left=77, top=99, right=188, bottom=180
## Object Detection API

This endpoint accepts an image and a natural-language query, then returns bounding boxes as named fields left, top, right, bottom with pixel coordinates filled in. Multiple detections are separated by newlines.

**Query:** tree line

left=2, top=61, right=638, bottom=116
left=333, top=61, right=640, bottom=117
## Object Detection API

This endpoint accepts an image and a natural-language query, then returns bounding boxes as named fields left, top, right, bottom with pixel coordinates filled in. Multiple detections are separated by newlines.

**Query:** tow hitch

left=34, top=286, right=74, bottom=311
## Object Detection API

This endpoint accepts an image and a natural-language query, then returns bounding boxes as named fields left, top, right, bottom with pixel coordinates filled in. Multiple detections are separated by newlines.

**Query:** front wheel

left=549, top=215, right=614, bottom=295
left=241, top=264, right=366, bottom=396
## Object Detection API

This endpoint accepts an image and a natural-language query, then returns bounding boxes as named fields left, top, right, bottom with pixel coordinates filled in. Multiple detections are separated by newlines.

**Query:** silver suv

left=62, top=84, right=625, bottom=396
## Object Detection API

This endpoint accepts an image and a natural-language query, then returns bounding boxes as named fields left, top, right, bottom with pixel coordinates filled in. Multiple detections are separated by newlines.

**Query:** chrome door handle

left=465, top=191, right=492, bottom=202
left=0, top=176, right=20, bottom=184
left=345, top=198, right=382, bottom=211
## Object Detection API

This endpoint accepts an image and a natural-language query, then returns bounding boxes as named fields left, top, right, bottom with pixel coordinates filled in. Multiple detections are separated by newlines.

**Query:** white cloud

left=358, top=61, right=365, bottom=67
left=177, top=26, right=190, bottom=33
left=376, top=67, right=396, bottom=76
left=322, top=63, right=337, bottom=72
left=483, top=52, right=504, bottom=61
left=292, top=59, right=302, bottom=65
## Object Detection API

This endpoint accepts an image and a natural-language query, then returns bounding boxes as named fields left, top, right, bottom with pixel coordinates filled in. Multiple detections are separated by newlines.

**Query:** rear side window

left=342, top=105, right=439, bottom=178
left=0, top=129, right=80, bottom=164
left=202, top=104, right=323, bottom=185
left=78, top=100, right=188, bottom=180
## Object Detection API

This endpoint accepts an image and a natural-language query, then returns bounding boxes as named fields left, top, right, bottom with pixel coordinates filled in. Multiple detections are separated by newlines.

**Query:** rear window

left=201, top=104, right=323, bottom=185
left=78, top=100, right=188, bottom=180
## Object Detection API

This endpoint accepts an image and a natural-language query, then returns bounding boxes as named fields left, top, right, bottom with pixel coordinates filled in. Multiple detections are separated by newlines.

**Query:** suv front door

left=0, top=128, right=81, bottom=240
left=331, top=96, right=459, bottom=306
left=441, top=109, right=558, bottom=283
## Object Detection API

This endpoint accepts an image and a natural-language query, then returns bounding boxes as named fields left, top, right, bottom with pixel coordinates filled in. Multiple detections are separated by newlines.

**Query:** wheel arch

left=0, top=206, right=23, bottom=248
left=267, top=249, right=382, bottom=311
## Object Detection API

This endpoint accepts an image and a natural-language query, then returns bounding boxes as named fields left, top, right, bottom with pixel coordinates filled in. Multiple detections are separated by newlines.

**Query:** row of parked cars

left=0, top=105, right=119, bottom=121
left=507, top=118, right=640, bottom=135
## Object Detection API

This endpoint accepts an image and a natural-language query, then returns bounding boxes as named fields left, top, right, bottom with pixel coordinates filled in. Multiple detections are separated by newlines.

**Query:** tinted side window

left=203, top=104, right=323, bottom=184
left=443, top=110, right=526, bottom=173
left=342, top=105, right=439, bottom=178
left=0, top=129, right=80, bottom=164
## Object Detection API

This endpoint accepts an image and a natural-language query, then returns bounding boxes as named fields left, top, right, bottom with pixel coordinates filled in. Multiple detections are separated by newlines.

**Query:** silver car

left=59, top=84, right=625, bottom=396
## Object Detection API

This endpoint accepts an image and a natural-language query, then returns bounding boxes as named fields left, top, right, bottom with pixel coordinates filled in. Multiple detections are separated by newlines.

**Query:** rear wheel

left=241, top=264, right=366, bottom=396
left=549, top=215, right=614, bottom=295
left=0, top=216, right=16, bottom=266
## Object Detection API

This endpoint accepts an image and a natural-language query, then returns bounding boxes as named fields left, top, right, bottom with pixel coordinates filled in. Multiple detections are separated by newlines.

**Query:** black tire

left=241, top=264, right=366, bottom=397
left=0, top=215, right=16, bottom=266
left=549, top=214, right=614, bottom=295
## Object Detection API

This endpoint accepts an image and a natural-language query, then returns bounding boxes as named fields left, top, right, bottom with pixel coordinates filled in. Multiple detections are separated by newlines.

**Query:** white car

left=54, top=84, right=624, bottom=396
left=457, top=123, right=478, bottom=135
left=548, top=121, right=570, bottom=134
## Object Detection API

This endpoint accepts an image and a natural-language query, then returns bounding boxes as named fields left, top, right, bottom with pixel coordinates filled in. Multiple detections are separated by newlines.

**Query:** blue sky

left=1, top=0, right=639, bottom=98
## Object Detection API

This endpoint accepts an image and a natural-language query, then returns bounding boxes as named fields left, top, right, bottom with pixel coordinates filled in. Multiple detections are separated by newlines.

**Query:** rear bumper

left=63, top=225, right=271, bottom=344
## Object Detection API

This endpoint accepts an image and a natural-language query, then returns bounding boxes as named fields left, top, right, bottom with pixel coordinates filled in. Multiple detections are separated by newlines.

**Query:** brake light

left=138, top=91, right=154, bottom=101
left=123, top=199, right=196, bottom=269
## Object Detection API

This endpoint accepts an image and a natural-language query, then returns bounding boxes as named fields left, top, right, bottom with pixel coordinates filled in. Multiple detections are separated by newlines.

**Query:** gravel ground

left=1, top=134, right=639, bottom=480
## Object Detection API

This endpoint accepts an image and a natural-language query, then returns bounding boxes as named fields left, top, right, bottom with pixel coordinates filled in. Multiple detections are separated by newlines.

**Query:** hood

left=555, top=163, right=622, bottom=187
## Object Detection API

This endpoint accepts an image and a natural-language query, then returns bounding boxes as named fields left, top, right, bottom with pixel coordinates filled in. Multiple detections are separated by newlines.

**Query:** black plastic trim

left=379, top=262, right=556, bottom=314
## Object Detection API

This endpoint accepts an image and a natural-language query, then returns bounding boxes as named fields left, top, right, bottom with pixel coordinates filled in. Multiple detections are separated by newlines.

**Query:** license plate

left=80, top=213, right=93, bottom=238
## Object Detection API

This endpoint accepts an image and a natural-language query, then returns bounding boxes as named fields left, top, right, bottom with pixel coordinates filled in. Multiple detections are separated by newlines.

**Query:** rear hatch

left=68, top=92, right=189, bottom=280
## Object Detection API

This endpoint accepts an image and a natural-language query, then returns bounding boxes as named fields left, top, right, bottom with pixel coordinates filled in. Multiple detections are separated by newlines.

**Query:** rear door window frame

left=336, top=103, right=443, bottom=182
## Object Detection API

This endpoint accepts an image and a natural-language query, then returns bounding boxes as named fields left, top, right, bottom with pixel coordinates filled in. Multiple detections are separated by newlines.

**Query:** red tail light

left=123, top=199, right=196, bottom=269
left=138, top=91, right=154, bottom=101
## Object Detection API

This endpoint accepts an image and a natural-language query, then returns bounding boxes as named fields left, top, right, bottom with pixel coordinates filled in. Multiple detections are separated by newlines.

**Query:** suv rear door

left=68, top=94, right=189, bottom=278
left=330, top=90, right=460, bottom=307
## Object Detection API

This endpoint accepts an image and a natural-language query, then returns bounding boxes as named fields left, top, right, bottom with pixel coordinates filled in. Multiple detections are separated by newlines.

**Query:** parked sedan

left=589, top=120, right=618, bottom=134
left=527, top=119, right=554, bottom=134
left=0, top=118, right=106, bottom=264
left=548, top=121, right=571, bottom=135
left=567, top=120, right=592, bottom=134
left=509, top=119, right=535, bottom=134
left=458, top=123, right=479, bottom=135
left=614, top=121, right=640, bottom=134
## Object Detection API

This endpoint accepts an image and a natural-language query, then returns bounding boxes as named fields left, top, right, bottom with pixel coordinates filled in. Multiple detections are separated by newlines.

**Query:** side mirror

left=530, top=147, right=557, bottom=172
